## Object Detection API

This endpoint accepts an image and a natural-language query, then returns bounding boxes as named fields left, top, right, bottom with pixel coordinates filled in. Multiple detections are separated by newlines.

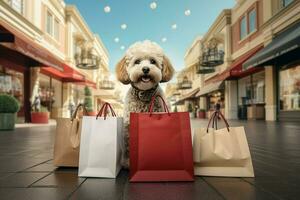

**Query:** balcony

left=197, top=65, right=216, bottom=74
left=201, top=48, right=224, bottom=67
left=201, top=38, right=224, bottom=67
left=177, top=76, right=192, bottom=90
left=99, top=80, right=115, bottom=90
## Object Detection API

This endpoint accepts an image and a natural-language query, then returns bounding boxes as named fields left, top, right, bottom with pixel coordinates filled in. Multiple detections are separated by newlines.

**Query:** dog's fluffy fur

left=116, top=40, right=174, bottom=167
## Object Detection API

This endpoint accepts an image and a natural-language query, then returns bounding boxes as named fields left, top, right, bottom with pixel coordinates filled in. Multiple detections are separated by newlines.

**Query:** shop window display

left=0, top=66, right=24, bottom=117
left=39, top=87, right=55, bottom=112
left=279, top=65, right=300, bottom=111
left=238, top=71, right=265, bottom=120
left=238, top=71, right=265, bottom=105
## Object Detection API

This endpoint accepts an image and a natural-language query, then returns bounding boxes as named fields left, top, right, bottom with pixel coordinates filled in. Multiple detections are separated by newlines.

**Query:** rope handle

left=71, top=103, right=88, bottom=121
left=148, top=95, right=170, bottom=116
left=206, top=110, right=230, bottom=133
left=96, top=102, right=117, bottom=120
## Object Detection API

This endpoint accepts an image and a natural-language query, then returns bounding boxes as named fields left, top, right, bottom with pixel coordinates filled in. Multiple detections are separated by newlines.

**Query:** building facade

left=244, top=0, right=300, bottom=121
left=169, top=0, right=300, bottom=122
left=0, top=0, right=122, bottom=122
left=171, top=36, right=202, bottom=115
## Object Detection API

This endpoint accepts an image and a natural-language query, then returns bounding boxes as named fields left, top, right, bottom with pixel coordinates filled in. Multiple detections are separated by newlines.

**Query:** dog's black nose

left=142, top=67, right=150, bottom=74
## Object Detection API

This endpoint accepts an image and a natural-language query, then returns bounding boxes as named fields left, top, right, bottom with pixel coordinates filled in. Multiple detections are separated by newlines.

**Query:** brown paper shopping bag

left=193, top=111, right=255, bottom=177
left=53, top=104, right=87, bottom=167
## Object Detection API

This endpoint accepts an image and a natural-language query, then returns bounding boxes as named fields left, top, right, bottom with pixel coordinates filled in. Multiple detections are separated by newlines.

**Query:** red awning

left=75, top=79, right=97, bottom=89
left=205, top=45, right=264, bottom=84
left=0, top=20, right=64, bottom=71
left=41, top=64, right=87, bottom=82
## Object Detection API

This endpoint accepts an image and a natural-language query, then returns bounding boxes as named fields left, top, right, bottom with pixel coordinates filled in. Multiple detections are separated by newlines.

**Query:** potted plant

left=198, top=109, right=206, bottom=119
left=0, top=94, right=20, bottom=130
left=84, top=86, right=96, bottom=116
left=31, top=95, right=49, bottom=124
left=188, top=103, right=194, bottom=119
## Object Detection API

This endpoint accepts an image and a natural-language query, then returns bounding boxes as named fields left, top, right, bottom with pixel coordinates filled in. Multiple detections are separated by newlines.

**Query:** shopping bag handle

left=149, top=95, right=170, bottom=116
left=206, top=110, right=230, bottom=133
left=71, top=103, right=88, bottom=121
left=96, top=102, right=117, bottom=120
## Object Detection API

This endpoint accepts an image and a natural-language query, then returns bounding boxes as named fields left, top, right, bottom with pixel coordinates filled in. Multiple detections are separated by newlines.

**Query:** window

left=279, top=65, right=300, bottom=111
left=282, top=0, right=293, bottom=7
left=54, top=19, right=60, bottom=41
left=46, top=11, right=53, bottom=35
left=6, top=0, right=24, bottom=14
left=239, top=7, right=258, bottom=41
left=240, top=16, right=247, bottom=40
left=249, top=9, right=257, bottom=33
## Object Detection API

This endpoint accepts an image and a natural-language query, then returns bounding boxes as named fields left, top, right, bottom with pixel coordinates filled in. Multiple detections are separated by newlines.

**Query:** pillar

left=265, top=66, right=277, bottom=121
left=199, top=97, right=207, bottom=110
left=225, top=80, right=238, bottom=119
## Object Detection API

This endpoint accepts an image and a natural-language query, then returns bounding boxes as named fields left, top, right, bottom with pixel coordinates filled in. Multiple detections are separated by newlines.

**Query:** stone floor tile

left=31, top=171, right=85, bottom=189
left=0, top=172, right=49, bottom=188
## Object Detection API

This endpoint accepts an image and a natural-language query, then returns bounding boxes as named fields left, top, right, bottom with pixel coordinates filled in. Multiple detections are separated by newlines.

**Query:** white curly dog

left=115, top=40, right=174, bottom=168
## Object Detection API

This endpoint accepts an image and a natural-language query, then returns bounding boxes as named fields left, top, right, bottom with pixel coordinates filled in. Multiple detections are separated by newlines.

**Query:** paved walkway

left=0, top=119, right=299, bottom=200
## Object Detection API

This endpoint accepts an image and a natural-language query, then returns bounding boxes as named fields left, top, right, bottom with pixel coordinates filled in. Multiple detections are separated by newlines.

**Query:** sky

left=65, top=0, right=235, bottom=72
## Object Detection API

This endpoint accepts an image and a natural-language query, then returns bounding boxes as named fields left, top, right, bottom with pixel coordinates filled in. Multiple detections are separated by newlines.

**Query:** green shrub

left=84, top=86, right=93, bottom=112
left=0, top=94, right=20, bottom=113
left=84, top=86, right=92, bottom=96
left=173, top=106, right=178, bottom=112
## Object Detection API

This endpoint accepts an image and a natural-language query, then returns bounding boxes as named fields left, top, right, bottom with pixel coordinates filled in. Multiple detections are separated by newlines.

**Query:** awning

left=0, top=21, right=65, bottom=71
left=75, top=79, right=97, bottom=89
left=173, top=88, right=200, bottom=105
left=243, top=21, right=300, bottom=69
left=205, top=45, right=263, bottom=84
left=196, top=81, right=224, bottom=97
left=40, top=65, right=86, bottom=82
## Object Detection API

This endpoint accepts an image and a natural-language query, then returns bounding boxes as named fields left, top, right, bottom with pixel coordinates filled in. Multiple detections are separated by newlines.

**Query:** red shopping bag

left=129, top=95, right=194, bottom=182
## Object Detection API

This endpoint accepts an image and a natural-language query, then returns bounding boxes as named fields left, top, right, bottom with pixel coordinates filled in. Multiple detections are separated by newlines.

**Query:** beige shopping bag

left=193, top=111, right=254, bottom=177
left=53, top=104, right=87, bottom=167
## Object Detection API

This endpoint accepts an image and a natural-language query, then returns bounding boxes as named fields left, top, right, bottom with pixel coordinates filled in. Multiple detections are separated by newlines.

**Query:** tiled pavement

left=0, top=119, right=300, bottom=200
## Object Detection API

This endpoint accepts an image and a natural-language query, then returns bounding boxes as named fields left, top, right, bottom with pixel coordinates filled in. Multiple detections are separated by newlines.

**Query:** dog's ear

left=161, top=55, right=174, bottom=82
left=115, top=56, right=130, bottom=84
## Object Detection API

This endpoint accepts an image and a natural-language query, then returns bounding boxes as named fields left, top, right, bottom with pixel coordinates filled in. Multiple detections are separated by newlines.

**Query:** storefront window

left=238, top=71, right=265, bottom=105
left=39, top=74, right=54, bottom=112
left=0, top=66, right=24, bottom=117
left=279, top=65, right=300, bottom=111
left=207, top=91, right=224, bottom=110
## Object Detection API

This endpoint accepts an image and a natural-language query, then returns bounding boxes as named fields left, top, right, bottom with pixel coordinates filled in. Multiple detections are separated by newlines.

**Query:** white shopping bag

left=78, top=103, right=123, bottom=178
left=193, top=111, right=254, bottom=177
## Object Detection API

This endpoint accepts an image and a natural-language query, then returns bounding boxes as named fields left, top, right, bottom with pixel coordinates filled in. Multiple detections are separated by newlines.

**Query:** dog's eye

left=134, top=59, right=141, bottom=65
left=150, top=59, right=156, bottom=65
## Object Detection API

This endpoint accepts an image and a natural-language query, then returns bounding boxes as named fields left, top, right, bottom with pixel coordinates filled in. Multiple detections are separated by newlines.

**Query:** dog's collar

left=131, top=84, right=159, bottom=102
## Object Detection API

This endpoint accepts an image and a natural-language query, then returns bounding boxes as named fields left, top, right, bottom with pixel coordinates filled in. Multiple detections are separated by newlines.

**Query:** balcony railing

left=99, top=80, right=115, bottom=90
left=173, top=91, right=181, bottom=96
left=197, top=65, right=216, bottom=74
left=177, top=77, right=192, bottom=90
left=201, top=48, right=224, bottom=67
